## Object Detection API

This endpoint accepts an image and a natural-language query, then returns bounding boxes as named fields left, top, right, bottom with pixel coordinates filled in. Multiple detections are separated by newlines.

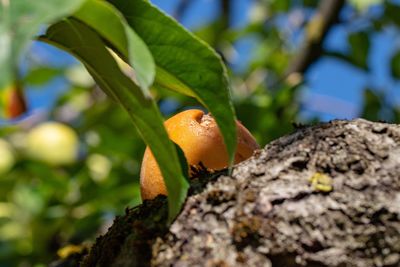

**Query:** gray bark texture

left=65, top=119, right=400, bottom=267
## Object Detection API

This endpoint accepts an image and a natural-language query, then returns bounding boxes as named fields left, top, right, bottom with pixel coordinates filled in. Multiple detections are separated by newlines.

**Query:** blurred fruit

left=26, top=122, right=79, bottom=166
left=0, top=138, right=16, bottom=176
left=4, top=84, right=27, bottom=119
left=140, top=109, right=259, bottom=200
left=87, top=153, right=112, bottom=183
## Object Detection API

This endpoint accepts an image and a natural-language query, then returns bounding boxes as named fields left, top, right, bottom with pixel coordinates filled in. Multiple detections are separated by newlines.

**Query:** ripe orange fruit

left=140, top=109, right=259, bottom=200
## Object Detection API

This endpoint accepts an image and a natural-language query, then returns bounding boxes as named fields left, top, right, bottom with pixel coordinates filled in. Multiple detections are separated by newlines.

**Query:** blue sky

left=18, top=0, right=400, bottom=122
left=155, top=0, right=400, bottom=121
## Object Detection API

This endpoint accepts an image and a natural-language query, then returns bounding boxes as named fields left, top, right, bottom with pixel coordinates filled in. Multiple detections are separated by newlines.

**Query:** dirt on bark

left=66, top=119, right=400, bottom=267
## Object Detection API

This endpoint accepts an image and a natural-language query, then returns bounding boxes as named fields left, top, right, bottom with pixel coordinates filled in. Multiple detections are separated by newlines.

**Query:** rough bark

left=65, top=119, right=400, bottom=267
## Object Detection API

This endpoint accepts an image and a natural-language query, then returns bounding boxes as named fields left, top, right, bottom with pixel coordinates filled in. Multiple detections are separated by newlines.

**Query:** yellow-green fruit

left=26, top=122, right=79, bottom=165
left=0, top=139, right=15, bottom=175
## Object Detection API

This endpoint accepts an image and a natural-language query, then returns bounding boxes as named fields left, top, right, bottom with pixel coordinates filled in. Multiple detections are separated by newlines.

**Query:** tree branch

left=174, top=0, right=191, bottom=22
left=284, top=0, right=345, bottom=79
left=220, top=0, right=231, bottom=30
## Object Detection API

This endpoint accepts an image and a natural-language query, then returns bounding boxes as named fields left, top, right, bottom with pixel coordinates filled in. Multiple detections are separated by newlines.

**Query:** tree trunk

left=62, top=119, right=400, bottom=267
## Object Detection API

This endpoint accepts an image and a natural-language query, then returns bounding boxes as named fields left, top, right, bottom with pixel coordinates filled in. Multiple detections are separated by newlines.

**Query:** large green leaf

left=73, top=0, right=155, bottom=96
left=107, top=0, right=237, bottom=166
left=0, top=0, right=85, bottom=89
left=40, top=19, right=189, bottom=222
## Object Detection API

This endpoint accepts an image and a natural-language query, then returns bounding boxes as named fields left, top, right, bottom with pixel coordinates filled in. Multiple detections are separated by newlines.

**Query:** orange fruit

left=140, top=109, right=259, bottom=200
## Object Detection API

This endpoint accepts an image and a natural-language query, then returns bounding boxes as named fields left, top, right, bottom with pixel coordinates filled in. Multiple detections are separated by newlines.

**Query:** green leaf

left=0, top=0, right=85, bottom=89
left=173, top=142, right=189, bottom=183
left=324, top=51, right=363, bottom=69
left=348, top=31, right=370, bottom=70
left=108, top=0, right=237, bottom=166
left=349, top=0, right=382, bottom=11
left=391, top=50, right=400, bottom=79
left=270, top=0, right=291, bottom=12
left=73, top=0, right=155, bottom=96
left=384, top=2, right=400, bottom=27
left=40, top=19, right=189, bottom=222
left=24, top=67, right=64, bottom=86
left=325, top=32, right=370, bottom=71
left=361, top=88, right=383, bottom=121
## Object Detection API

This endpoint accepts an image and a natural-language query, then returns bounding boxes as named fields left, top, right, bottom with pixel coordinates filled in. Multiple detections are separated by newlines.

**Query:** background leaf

left=40, top=19, right=189, bottom=222
left=349, top=0, right=383, bottom=11
left=23, top=67, right=64, bottom=86
left=107, top=0, right=238, bottom=166
left=391, top=50, right=400, bottom=79
left=348, top=31, right=370, bottom=70
left=324, top=31, right=370, bottom=71
left=73, top=0, right=155, bottom=95
left=361, top=88, right=384, bottom=121
left=0, top=0, right=85, bottom=89
left=384, top=2, right=400, bottom=27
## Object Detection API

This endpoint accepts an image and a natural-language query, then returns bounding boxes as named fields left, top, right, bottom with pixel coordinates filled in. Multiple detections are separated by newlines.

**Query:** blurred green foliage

left=1, top=0, right=400, bottom=266
left=0, top=81, right=144, bottom=265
